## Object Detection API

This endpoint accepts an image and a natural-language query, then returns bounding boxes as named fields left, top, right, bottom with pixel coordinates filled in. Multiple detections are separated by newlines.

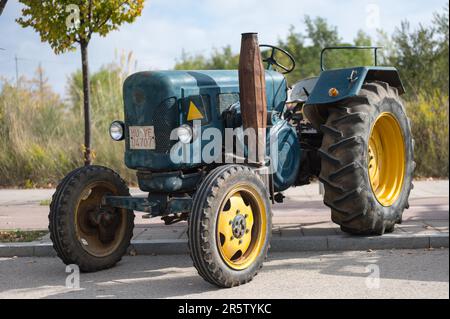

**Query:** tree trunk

left=0, top=0, right=8, bottom=16
left=80, top=41, right=91, bottom=166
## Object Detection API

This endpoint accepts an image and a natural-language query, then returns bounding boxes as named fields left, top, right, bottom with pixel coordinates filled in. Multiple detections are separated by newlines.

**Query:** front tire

left=188, top=165, right=272, bottom=287
left=318, top=81, right=415, bottom=235
left=49, top=165, right=135, bottom=272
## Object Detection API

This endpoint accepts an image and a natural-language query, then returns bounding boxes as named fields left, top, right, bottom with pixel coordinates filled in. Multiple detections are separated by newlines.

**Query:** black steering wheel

left=259, top=44, right=296, bottom=74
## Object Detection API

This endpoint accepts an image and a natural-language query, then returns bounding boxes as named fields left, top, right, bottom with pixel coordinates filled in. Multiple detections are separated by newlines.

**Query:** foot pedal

left=274, top=193, right=285, bottom=203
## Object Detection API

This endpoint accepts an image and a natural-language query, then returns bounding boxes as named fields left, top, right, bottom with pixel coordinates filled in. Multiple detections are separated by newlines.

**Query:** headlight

left=110, top=121, right=125, bottom=141
left=176, top=124, right=192, bottom=144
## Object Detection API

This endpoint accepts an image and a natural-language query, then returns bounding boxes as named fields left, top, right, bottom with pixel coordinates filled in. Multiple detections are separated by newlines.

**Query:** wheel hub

left=86, top=208, right=120, bottom=244
left=75, top=182, right=127, bottom=257
left=231, top=214, right=247, bottom=239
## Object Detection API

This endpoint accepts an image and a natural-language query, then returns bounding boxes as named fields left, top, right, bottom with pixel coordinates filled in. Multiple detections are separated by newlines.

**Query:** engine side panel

left=123, top=70, right=287, bottom=171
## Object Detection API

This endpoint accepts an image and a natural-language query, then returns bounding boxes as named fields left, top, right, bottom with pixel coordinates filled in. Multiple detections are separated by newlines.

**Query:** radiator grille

left=153, top=97, right=178, bottom=153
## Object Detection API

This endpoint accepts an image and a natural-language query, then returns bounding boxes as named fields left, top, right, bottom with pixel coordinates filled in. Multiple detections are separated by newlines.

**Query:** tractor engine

left=117, top=69, right=302, bottom=194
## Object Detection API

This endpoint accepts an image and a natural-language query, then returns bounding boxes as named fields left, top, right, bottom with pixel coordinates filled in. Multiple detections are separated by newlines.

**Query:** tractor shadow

left=263, top=248, right=449, bottom=284
left=0, top=245, right=448, bottom=299
left=0, top=254, right=218, bottom=299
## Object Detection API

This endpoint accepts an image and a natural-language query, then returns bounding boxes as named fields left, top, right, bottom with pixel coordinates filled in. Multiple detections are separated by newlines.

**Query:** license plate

left=129, top=126, right=155, bottom=150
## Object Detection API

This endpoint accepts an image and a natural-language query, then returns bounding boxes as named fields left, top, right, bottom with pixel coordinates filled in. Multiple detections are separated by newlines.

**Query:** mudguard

left=305, top=66, right=405, bottom=105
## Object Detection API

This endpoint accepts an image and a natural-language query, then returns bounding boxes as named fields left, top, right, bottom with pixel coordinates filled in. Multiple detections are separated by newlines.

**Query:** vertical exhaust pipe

left=238, top=32, right=267, bottom=165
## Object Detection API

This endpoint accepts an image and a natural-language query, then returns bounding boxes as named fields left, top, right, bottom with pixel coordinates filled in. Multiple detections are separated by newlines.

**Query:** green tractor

left=49, top=34, right=414, bottom=288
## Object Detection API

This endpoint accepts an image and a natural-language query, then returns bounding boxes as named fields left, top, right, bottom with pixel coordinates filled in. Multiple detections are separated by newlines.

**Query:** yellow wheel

left=49, top=166, right=134, bottom=272
left=189, top=165, right=272, bottom=287
left=217, top=185, right=267, bottom=270
left=368, top=113, right=406, bottom=206
left=318, top=81, right=414, bottom=235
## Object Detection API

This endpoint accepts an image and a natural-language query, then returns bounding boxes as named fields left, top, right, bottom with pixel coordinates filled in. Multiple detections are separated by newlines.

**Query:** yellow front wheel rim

left=368, top=112, right=406, bottom=206
left=216, top=185, right=267, bottom=270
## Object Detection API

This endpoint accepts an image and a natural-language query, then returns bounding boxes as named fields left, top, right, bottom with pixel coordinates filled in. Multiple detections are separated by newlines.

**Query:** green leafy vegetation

left=407, top=92, right=449, bottom=177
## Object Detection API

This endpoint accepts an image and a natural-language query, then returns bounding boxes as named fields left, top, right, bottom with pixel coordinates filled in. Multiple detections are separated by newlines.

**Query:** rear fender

left=305, top=66, right=405, bottom=105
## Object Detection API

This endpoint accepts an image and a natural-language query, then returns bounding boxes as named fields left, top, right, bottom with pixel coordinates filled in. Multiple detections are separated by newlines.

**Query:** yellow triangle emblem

left=187, top=101, right=204, bottom=121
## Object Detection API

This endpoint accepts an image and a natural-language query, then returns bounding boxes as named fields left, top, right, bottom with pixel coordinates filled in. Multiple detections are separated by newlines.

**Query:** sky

left=0, top=0, right=446, bottom=96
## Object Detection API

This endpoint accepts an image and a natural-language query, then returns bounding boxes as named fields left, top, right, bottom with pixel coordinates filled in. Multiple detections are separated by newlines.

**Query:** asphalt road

left=0, top=249, right=448, bottom=299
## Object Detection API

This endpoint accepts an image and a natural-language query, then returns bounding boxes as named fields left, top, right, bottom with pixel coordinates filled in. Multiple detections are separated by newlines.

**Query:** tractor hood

left=122, top=70, right=287, bottom=171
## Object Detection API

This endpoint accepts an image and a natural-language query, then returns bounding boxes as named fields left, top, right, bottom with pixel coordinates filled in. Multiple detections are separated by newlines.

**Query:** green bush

left=406, top=92, right=449, bottom=178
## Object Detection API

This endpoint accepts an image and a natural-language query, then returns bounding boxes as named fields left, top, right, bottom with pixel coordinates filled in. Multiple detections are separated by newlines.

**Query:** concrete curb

left=0, top=233, right=448, bottom=257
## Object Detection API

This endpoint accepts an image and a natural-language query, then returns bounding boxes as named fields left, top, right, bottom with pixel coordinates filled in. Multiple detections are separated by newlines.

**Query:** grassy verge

left=0, top=230, right=49, bottom=243
left=39, top=199, right=51, bottom=206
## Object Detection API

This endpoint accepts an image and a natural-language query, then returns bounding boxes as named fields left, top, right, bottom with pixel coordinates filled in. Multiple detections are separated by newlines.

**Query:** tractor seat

left=287, top=77, right=319, bottom=104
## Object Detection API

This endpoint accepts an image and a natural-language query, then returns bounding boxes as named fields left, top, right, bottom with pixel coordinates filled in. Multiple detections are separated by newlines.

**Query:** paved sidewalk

left=0, top=180, right=448, bottom=256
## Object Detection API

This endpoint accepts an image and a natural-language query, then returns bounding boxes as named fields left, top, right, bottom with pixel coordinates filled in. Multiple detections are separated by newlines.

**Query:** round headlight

left=176, top=124, right=192, bottom=144
left=110, top=121, right=125, bottom=141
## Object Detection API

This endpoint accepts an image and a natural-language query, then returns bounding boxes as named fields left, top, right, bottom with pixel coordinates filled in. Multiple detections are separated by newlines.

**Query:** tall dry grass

left=0, top=53, right=137, bottom=187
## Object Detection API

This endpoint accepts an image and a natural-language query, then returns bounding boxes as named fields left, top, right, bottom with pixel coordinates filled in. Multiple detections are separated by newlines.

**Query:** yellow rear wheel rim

left=216, top=185, right=267, bottom=270
left=368, top=112, right=406, bottom=206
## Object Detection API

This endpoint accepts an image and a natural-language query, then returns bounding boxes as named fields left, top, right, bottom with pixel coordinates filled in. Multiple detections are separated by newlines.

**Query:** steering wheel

left=259, top=44, right=296, bottom=74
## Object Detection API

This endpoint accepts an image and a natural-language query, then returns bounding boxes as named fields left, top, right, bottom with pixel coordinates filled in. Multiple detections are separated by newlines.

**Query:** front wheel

left=49, top=165, right=135, bottom=272
left=188, top=165, right=272, bottom=287
left=318, top=81, right=415, bottom=235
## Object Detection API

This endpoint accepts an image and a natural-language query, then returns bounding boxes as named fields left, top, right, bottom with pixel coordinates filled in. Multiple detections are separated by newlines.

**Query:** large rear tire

left=188, top=165, right=272, bottom=287
left=318, top=81, right=415, bottom=235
